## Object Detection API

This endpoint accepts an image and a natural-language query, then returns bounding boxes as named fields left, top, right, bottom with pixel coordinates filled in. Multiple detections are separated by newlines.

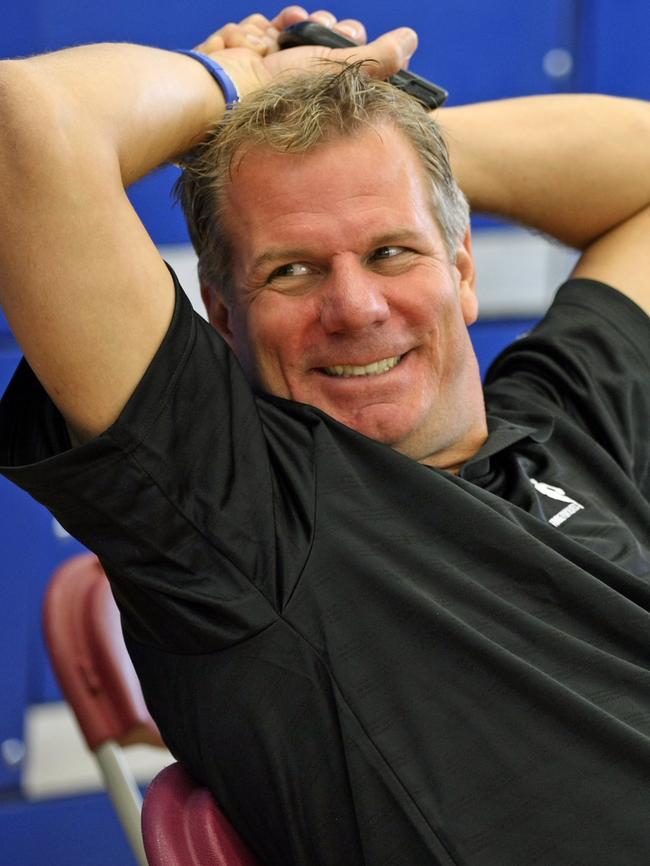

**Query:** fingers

left=293, top=10, right=367, bottom=43
left=195, top=33, right=225, bottom=53
left=221, top=22, right=267, bottom=52
left=271, top=6, right=309, bottom=31
left=334, top=19, right=367, bottom=44
left=195, top=11, right=417, bottom=89
left=270, top=7, right=365, bottom=43
left=195, top=30, right=225, bottom=54
left=197, top=13, right=285, bottom=56
left=308, top=9, right=337, bottom=27
left=335, top=27, right=417, bottom=78
left=198, top=8, right=372, bottom=58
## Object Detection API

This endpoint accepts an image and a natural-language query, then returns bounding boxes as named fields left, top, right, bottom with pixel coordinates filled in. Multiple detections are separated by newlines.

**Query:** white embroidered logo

left=529, top=478, right=585, bottom=527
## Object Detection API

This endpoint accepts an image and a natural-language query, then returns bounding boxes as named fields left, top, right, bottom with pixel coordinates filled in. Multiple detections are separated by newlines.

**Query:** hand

left=196, top=7, right=367, bottom=56
left=194, top=7, right=417, bottom=100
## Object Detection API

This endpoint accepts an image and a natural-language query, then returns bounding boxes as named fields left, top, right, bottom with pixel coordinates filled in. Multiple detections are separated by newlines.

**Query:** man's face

left=205, top=124, right=484, bottom=466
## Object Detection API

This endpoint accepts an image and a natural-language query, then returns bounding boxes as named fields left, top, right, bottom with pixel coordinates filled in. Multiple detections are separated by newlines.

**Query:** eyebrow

left=249, top=229, right=425, bottom=273
left=250, top=247, right=315, bottom=273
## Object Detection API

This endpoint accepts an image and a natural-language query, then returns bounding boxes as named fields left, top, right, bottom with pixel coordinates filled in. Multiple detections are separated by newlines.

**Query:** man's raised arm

left=0, top=8, right=416, bottom=441
left=438, top=95, right=650, bottom=315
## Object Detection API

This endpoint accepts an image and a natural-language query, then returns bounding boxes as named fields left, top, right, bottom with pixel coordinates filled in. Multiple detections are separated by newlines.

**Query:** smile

left=322, top=356, right=402, bottom=377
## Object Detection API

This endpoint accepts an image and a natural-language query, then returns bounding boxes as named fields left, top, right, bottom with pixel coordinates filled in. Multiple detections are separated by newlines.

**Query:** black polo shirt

left=1, top=276, right=649, bottom=866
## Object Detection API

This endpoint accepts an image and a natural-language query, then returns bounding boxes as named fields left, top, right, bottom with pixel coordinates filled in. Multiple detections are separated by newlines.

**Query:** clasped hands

left=192, top=5, right=418, bottom=99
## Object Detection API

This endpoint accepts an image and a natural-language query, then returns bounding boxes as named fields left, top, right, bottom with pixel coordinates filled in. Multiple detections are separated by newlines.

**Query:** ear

left=201, top=282, right=234, bottom=345
left=455, top=226, right=479, bottom=326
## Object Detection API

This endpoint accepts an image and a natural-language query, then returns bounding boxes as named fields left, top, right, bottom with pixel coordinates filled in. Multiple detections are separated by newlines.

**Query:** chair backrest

left=43, top=551, right=162, bottom=751
left=43, top=551, right=164, bottom=866
left=142, top=762, right=264, bottom=866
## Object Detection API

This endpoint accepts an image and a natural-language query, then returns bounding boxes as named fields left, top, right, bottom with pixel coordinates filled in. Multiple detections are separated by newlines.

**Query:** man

left=1, top=8, right=649, bottom=865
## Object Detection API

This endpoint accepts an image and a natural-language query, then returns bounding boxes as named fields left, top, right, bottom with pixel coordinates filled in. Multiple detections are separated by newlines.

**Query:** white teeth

left=323, top=356, right=401, bottom=377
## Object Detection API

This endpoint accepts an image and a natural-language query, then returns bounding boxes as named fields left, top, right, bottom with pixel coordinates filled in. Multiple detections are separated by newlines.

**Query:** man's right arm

left=0, top=43, right=221, bottom=440
left=0, top=11, right=415, bottom=441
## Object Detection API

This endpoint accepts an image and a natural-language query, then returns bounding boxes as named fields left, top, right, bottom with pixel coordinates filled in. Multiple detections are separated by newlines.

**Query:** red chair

left=43, top=552, right=166, bottom=866
left=142, top=762, right=264, bottom=866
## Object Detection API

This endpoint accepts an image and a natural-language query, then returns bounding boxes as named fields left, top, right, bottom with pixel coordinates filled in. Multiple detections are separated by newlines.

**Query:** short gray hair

left=175, top=63, right=469, bottom=295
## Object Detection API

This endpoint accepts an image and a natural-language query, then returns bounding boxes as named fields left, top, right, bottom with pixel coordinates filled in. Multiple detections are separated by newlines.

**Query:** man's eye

left=268, top=262, right=310, bottom=281
left=371, top=245, right=406, bottom=261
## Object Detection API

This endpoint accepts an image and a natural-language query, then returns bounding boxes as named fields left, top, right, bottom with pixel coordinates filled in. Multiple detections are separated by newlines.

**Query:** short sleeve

left=484, top=279, right=650, bottom=493
left=0, top=271, right=281, bottom=652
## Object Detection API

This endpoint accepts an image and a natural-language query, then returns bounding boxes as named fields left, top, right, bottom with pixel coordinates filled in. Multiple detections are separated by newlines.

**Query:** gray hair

left=175, top=63, right=469, bottom=295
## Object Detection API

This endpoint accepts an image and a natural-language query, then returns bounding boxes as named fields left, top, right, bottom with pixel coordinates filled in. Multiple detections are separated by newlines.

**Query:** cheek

left=226, top=306, right=254, bottom=369
left=413, top=282, right=470, bottom=374
left=247, top=301, right=291, bottom=359
left=406, top=273, right=461, bottom=340
left=231, top=297, right=308, bottom=390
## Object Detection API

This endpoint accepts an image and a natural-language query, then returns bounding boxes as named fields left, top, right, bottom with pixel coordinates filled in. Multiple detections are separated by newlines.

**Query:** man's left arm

left=570, top=204, right=650, bottom=315
left=437, top=94, right=650, bottom=315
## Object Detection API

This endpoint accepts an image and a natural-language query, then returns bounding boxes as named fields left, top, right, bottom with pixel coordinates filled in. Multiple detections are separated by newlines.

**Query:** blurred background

left=1, top=2, right=649, bottom=863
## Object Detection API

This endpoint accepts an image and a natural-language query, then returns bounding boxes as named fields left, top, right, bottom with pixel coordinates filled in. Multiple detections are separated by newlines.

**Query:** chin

left=337, top=410, right=425, bottom=450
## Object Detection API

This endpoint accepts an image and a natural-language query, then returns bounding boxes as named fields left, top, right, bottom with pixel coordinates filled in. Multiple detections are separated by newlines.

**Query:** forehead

left=221, top=124, right=439, bottom=258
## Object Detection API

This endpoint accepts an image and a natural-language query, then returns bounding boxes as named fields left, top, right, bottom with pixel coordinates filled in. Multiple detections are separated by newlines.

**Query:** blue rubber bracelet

left=174, top=49, right=240, bottom=108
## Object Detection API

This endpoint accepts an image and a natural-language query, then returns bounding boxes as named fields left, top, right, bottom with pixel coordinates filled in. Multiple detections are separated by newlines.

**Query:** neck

left=417, top=417, right=489, bottom=474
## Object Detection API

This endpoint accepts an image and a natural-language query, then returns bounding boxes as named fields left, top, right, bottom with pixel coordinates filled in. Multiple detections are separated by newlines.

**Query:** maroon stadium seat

left=43, top=552, right=165, bottom=866
left=142, top=761, right=264, bottom=866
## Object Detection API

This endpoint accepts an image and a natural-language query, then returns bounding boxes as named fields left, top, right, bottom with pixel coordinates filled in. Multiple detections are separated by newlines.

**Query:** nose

left=319, top=258, right=390, bottom=334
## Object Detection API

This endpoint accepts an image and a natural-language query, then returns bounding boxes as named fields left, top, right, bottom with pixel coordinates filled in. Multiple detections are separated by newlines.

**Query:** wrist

left=173, top=49, right=241, bottom=109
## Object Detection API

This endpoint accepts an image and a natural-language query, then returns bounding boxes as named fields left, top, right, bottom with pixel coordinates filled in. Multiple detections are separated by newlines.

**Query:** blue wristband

left=174, top=49, right=241, bottom=109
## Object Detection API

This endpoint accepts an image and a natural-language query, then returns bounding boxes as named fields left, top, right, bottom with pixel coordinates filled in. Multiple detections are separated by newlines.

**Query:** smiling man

left=1, top=8, right=650, bottom=866
left=200, top=115, right=485, bottom=469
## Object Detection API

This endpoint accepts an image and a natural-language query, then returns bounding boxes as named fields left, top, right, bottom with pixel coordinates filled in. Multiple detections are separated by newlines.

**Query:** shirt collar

left=459, top=413, right=553, bottom=482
